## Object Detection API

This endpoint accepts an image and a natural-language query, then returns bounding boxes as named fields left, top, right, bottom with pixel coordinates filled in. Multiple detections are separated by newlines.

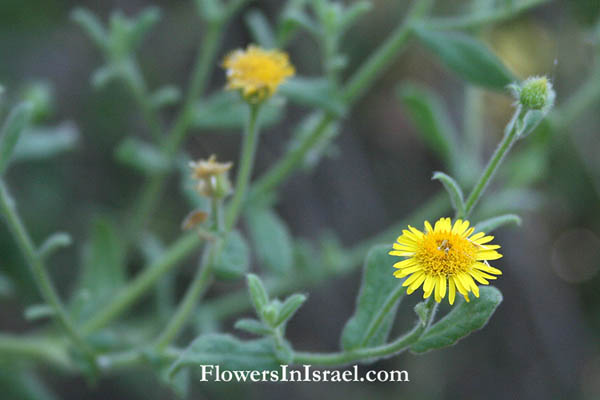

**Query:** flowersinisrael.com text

left=198, top=365, right=409, bottom=383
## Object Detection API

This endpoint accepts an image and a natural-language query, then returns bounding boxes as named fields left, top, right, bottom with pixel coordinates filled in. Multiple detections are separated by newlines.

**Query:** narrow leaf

left=279, top=77, right=345, bottom=115
left=71, top=217, right=126, bottom=320
left=414, top=28, right=515, bottom=89
left=212, top=231, right=250, bottom=280
left=245, top=205, right=294, bottom=274
left=398, top=83, right=458, bottom=168
left=38, top=232, right=72, bottom=260
left=71, top=8, right=108, bottom=50
left=169, top=334, right=279, bottom=376
left=0, top=103, right=33, bottom=175
left=245, top=10, right=276, bottom=48
left=341, top=245, right=405, bottom=350
left=115, top=137, right=170, bottom=174
left=234, top=318, right=272, bottom=336
left=12, top=122, right=79, bottom=162
left=247, top=274, right=269, bottom=314
left=192, top=91, right=283, bottom=131
left=432, top=171, right=465, bottom=216
left=150, top=85, right=181, bottom=109
left=24, top=304, right=55, bottom=321
left=411, top=286, right=503, bottom=353
left=275, top=293, right=307, bottom=326
left=475, top=214, right=522, bottom=234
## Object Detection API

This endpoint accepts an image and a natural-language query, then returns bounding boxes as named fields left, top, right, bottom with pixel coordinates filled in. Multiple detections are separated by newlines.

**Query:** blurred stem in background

left=0, top=182, right=97, bottom=370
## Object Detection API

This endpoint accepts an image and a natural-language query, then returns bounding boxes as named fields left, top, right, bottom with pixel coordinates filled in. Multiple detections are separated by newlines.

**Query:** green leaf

left=115, top=137, right=170, bottom=175
left=432, top=171, right=465, bottom=216
left=275, top=293, right=307, bottom=326
left=234, top=318, right=272, bottom=336
left=475, top=214, right=521, bottom=234
left=517, top=109, right=546, bottom=138
left=279, top=77, right=345, bottom=115
left=398, top=83, right=458, bottom=168
left=287, top=112, right=340, bottom=172
left=24, top=304, right=55, bottom=321
left=127, top=7, right=161, bottom=51
left=245, top=10, right=276, bottom=48
left=410, top=286, right=503, bottom=353
left=150, top=85, right=181, bottom=109
left=341, top=245, right=405, bottom=350
left=71, top=217, right=126, bottom=320
left=246, top=273, right=269, bottom=314
left=71, top=8, right=108, bottom=51
left=0, top=102, right=33, bottom=175
left=245, top=205, right=293, bottom=274
left=169, top=334, right=280, bottom=376
left=12, top=122, right=79, bottom=162
left=192, top=91, right=283, bottom=131
left=414, top=28, right=515, bottom=90
left=212, top=231, right=250, bottom=280
left=38, top=232, right=72, bottom=261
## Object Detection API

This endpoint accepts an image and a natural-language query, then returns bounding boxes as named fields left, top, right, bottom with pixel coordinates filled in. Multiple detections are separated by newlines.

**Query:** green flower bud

left=512, top=76, right=555, bottom=112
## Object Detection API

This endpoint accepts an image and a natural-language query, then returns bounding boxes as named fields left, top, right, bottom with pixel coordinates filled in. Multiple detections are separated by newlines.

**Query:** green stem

left=154, top=250, right=214, bottom=349
left=293, top=298, right=436, bottom=366
left=81, top=232, right=202, bottom=335
left=0, top=334, right=74, bottom=371
left=342, top=0, right=435, bottom=104
left=424, top=0, right=549, bottom=31
left=124, top=19, right=223, bottom=248
left=225, top=104, right=262, bottom=230
left=249, top=0, right=435, bottom=200
left=203, top=192, right=449, bottom=320
left=462, top=107, right=524, bottom=218
left=122, top=58, right=163, bottom=141
left=0, top=181, right=96, bottom=366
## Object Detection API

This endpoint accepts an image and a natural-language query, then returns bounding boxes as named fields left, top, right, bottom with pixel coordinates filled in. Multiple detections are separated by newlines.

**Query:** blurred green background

left=1, top=0, right=600, bottom=399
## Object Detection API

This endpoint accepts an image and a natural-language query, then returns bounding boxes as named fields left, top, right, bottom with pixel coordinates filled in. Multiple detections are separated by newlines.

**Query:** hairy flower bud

left=511, top=75, right=555, bottom=112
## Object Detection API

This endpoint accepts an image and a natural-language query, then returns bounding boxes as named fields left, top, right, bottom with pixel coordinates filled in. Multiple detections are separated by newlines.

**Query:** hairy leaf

left=169, top=334, right=279, bottom=376
left=411, top=286, right=502, bottom=353
left=341, top=245, right=405, bottom=350
left=245, top=206, right=293, bottom=274
left=414, top=28, right=515, bottom=90
left=212, top=231, right=250, bottom=280
left=432, top=171, right=465, bottom=216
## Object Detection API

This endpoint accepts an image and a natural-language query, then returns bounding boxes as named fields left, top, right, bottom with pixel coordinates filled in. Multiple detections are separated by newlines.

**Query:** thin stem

left=424, top=0, right=549, bottom=31
left=122, top=58, right=163, bottom=141
left=0, top=334, right=74, bottom=371
left=81, top=232, right=201, bottom=335
left=462, top=107, right=524, bottom=218
left=250, top=0, right=435, bottom=200
left=203, top=192, right=449, bottom=320
left=225, top=104, right=262, bottom=230
left=360, top=283, right=406, bottom=348
left=124, top=19, right=223, bottom=248
left=154, top=249, right=214, bottom=349
left=293, top=298, right=436, bottom=366
left=342, top=0, right=435, bottom=104
left=0, top=181, right=96, bottom=366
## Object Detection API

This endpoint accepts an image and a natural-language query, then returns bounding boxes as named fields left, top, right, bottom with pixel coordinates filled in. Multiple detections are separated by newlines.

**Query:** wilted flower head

left=390, top=218, right=503, bottom=305
left=222, top=45, right=295, bottom=103
left=189, top=155, right=233, bottom=199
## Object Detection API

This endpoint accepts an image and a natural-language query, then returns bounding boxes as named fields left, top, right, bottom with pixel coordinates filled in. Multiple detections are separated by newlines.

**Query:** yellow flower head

left=189, top=155, right=233, bottom=198
left=222, top=45, right=295, bottom=103
left=390, top=217, right=502, bottom=305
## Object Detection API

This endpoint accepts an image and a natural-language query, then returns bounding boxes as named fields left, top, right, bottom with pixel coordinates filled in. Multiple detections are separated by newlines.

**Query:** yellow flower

left=390, top=217, right=502, bottom=305
left=222, top=45, right=295, bottom=103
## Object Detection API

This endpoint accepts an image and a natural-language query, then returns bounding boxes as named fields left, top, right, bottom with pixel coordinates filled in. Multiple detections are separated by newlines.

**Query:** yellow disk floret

left=390, top=217, right=503, bottom=305
left=222, top=45, right=295, bottom=103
